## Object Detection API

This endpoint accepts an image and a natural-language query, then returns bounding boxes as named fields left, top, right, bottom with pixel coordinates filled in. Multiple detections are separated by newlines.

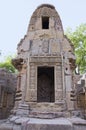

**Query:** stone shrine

left=1, top=4, right=86, bottom=130
left=12, top=4, right=76, bottom=118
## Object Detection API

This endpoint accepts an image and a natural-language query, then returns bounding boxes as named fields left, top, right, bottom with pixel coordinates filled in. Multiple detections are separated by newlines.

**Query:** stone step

left=29, top=111, right=65, bottom=119
left=24, top=118, right=72, bottom=130
left=0, top=117, right=86, bottom=130
left=0, top=117, right=72, bottom=130
left=29, top=102, right=66, bottom=113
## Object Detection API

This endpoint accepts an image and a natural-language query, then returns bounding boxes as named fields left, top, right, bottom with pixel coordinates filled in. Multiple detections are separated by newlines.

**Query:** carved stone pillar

left=55, top=65, right=63, bottom=102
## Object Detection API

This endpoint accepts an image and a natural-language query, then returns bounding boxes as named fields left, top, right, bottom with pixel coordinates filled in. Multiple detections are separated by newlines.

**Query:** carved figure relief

left=42, top=39, right=49, bottom=53
left=54, top=18, right=62, bottom=31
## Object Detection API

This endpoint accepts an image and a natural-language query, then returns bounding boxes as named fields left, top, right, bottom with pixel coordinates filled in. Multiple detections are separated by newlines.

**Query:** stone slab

left=68, top=117, right=86, bottom=130
left=0, top=117, right=86, bottom=130
left=28, top=118, right=72, bottom=125
left=25, top=118, right=72, bottom=130
left=15, top=117, right=30, bottom=125
left=68, top=117, right=86, bottom=125
left=0, top=123, right=13, bottom=130
left=26, top=124, right=72, bottom=130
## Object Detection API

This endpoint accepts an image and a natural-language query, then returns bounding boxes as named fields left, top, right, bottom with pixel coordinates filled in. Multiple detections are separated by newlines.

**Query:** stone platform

left=0, top=117, right=86, bottom=130
left=0, top=117, right=72, bottom=130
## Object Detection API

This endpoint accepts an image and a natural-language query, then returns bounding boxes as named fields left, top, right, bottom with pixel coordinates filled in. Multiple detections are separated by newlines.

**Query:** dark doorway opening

left=37, top=67, right=54, bottom=102
left=42, top=17, right=49, bottom=29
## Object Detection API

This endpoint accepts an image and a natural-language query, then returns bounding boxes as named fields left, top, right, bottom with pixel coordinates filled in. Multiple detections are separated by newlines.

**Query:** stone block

left=26, top=118, right=72, bottom=130
left=13, top=125, right=21, bottom=130
left=10, top=116, right=20, bottom=122
left=28, top=89, right=37, bottom=102
left=16, top=109, right=29, bottom=116
left=73, top=125, right=86, bottom=130
left=26, top=124, right=72, bottom=130
left=0, top=123, right=13, bottom=130
left=14, top=117, right=29, bottom=125
left=55, top=90, right=63, bottom=99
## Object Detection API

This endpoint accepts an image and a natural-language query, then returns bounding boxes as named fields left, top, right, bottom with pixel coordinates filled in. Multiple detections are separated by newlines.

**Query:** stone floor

left=0, top=116, right=86, bottom=130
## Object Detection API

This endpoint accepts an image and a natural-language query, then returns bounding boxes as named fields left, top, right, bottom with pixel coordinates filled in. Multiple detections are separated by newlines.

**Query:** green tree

left=0, top=55, right=17, bottom=73
left=65, top=23, right=86, bottom=74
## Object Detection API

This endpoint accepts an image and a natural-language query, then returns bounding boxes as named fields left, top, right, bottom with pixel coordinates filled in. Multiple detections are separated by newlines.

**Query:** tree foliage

left=0, top=55, right=17, bottom=73
left=65, top=23, right=86, bottom=74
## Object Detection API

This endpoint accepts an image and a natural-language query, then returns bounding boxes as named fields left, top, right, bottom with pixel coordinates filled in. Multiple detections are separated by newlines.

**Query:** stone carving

left=39, top=34, right=50, bottom=39
left=54, top=18, right=62, bottom=31
left=12, top=3, right=76, bottom=118
left=42, top=39, right=49, bottom=53
left=0, top=3, right=86, bottom=130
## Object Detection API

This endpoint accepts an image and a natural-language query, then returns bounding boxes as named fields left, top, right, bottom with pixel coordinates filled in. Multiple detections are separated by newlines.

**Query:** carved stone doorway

left=37, top=67, right=54, bottom=102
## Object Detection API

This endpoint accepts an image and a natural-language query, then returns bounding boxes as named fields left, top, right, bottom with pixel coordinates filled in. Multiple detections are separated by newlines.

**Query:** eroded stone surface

left=0, top=68, right=17, bottom=119
left=0, top=117, right=86, bottom=130
left=11, top=3, right=76, bottom=117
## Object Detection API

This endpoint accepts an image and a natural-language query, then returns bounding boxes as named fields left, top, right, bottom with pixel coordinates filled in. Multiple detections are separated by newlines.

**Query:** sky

left=0, top=0, right=86, bottom=61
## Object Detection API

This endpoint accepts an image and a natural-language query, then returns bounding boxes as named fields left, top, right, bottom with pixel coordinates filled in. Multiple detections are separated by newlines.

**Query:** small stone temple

left=12, top=4, right=76, bottom=118
left=1, top=4, right=86, bottom=130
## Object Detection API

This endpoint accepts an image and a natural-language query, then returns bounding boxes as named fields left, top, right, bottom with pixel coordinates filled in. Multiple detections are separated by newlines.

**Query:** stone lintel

left=29, top=56, right=61, bottom=63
